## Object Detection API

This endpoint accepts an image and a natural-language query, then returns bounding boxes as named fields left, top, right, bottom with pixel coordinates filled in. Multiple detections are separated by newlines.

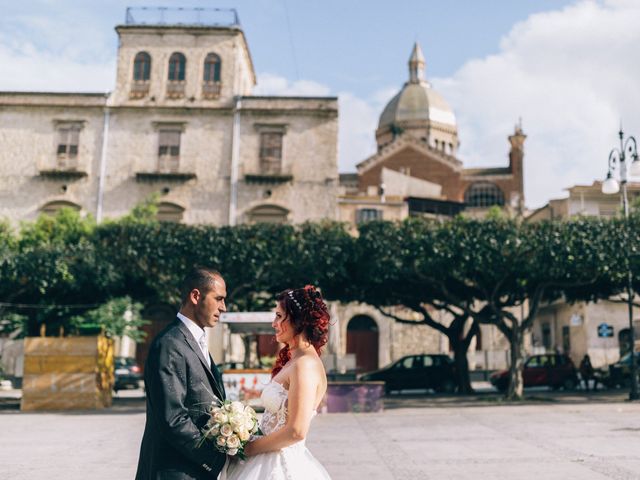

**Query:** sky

left=0, top=0, right=638, bottom=209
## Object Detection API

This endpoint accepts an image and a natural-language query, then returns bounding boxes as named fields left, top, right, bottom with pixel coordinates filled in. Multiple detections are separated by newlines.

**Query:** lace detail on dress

left=260, top=381, right=289, bottom=436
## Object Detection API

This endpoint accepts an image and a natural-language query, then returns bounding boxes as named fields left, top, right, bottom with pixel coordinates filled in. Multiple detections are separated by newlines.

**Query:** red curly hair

left=271, top=285, right=330, bottom=377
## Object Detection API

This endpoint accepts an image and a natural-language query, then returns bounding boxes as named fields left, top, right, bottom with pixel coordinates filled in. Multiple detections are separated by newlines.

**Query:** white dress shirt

left=177, top=312, right=211, bottom=368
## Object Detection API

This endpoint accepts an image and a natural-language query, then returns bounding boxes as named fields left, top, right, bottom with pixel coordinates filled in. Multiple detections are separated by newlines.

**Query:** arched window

left=41, top=200, right=81, bottom=216
left=203, top=53, right=221, bottom=82
left=168, top=52, right=186, bottom=81
left=464, top=182, right=505, bottom=208
left=247, top=205, right=289, bottom=224
left=133, top=52, right=151, bottom=81
left=156, top=202, right=185, bottom=223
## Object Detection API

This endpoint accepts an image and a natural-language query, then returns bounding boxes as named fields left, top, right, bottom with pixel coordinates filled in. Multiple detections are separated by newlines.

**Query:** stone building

left=0, top=8, right=339, bottom=368
left=0, top=8, right=338, bottom=227
left=528, top=181, right=640, bottom=368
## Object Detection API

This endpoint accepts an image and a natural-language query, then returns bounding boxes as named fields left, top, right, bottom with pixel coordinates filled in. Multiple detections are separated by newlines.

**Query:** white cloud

left=254, top=73, right=331, bottom=96
left=0, top=42, right=114, bottom=92
left=435, top=0, right=640, bottom=208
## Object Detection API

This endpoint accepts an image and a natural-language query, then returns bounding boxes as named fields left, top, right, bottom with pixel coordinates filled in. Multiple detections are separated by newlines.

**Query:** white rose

left=230, top=401, right=244, bottom=414
left=216, top=436, right=227, bottom=447
left=243, top=418, right=255, bottom=431
left=244, top=405, right=256, bottom=417
left=229, top=414, right=244, bottom=430
left=227, top=448, right=238, bottom=456
left=238, top=429, right=250, bottom=442
left=251, top=422, right=259, bottom=434
left=210, top=406, right=223, bottom=415
left=213, top=412, right=228, bottom=424
left=220, top=424, right=234, bottom=437
left=209, top=425, right=220, bottom=436
left=226, top=435, right=241, bottom=449
left=224, top=402, right=233, bottom=412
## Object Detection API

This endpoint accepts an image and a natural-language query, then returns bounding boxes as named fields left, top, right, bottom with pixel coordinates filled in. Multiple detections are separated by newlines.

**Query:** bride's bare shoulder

left=292, top=353, right=325, bottom=376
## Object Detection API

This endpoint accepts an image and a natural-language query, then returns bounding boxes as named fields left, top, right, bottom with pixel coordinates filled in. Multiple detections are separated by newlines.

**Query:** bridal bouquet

left=200, top=400, right=261, bottom=459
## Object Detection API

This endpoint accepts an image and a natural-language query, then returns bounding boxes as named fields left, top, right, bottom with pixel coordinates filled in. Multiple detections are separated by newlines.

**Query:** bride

left=221, top=285, right=331, bottom=480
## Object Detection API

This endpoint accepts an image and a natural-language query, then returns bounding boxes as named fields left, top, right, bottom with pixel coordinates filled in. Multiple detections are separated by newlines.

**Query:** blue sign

left=598, top=323, right=614, bottom=338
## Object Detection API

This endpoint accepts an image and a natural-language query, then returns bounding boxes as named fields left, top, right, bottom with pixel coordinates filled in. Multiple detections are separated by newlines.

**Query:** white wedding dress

left=220, top=381, right=331, bottom=480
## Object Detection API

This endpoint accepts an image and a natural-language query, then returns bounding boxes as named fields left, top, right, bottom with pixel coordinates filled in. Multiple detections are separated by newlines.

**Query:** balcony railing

left=202, top=81, right=222, bottom=99
left=130, top=81, right=150, bottom=99
left=125, top=7, right=240, bottom=28
left=166, top=81, right=185, bottom=99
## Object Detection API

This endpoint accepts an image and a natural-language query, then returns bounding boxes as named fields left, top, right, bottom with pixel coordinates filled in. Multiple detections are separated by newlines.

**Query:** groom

left=136, top=267, right=228, bottom=479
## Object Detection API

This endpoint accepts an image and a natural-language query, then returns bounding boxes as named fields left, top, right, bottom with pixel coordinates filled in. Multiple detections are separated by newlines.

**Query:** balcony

left=125, top=7, right=240, bottom=27
left=244, top=162, right=293, bottom=184
left=129, top=81, right=150, bottom=99
left=39, top=168, right=87, bottom=181
left=136, top=156, right=195, bottom=182
left=166, top=81, right=185, bottom=99
left=202, top=81, right=222, bottom=99
left=135, top=171, right=196, bottom=183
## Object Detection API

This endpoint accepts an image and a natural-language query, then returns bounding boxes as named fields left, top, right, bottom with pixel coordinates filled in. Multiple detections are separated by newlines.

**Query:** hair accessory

left=287, top=290, right=302, bottom=310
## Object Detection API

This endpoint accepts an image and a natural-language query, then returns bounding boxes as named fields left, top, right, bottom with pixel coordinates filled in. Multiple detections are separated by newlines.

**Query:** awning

left=220, top=311, right=275, bottom=334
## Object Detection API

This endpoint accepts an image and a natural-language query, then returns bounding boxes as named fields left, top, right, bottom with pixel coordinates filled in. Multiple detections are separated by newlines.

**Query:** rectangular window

left=259, top=132, right=283, bottom=174
left=356, top=208, right=383, bottom=224
left=56, top=125, right=81, bottom=169
left=158, top=130, right=181, bottom=172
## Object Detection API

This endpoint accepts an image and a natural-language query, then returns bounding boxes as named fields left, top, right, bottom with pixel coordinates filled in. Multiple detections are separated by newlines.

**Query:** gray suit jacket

left=135, top=318, right=227, bottom=480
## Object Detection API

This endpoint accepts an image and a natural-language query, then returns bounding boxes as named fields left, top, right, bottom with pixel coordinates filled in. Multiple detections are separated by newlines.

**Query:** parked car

left=490, top=354, right=578, bottom=392
left=114, top=357, right=142, bottom=392
left=358, top=354, right=456, bottom=394
left=601, top=352, right=640, bottom=388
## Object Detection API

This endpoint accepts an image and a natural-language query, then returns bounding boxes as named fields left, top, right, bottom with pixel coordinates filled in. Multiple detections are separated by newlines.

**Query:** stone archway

left=347, top=315, right=379, bottom=373
left=619, top=328, right=631, bottom=356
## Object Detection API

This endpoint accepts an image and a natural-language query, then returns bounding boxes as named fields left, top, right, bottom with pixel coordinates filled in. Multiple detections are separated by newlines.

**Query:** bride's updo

left=271, top=285, right=330, bottom=377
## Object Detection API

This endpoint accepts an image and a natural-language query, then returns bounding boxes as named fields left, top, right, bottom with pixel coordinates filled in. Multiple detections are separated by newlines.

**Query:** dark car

left=602, top=352, right=640, bottom=388
left=114, top=357, right=142, bottom=392
left=490, top=353, right=578, bottom=392
left=358, top=354, right=456, bottom=394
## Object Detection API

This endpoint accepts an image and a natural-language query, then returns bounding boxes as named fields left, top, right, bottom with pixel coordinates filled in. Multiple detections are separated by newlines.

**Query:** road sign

left=598, top=323, right=614, bottom=338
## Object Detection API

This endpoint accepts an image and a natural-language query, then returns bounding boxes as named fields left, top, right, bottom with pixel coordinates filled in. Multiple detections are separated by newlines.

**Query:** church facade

left=339, top=43, right=525, bottom=227
left=335, top=44, right=523, bottom=374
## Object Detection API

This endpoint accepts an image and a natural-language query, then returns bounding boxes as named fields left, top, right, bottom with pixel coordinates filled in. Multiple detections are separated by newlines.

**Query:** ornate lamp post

left=602, top=129, right=640, bottom=400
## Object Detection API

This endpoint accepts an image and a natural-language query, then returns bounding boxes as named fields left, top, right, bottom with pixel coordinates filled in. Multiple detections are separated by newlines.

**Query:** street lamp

left=602, top=128, right=640, bottom=401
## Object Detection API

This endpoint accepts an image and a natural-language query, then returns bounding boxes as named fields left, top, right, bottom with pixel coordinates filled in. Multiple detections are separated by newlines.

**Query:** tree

left=440, top=217, right=624, bottom=399
left=351, top=218, right=481, bottom=393
left=351, top=216, right=625, bottom=399
left=70, top=296, right=147, bottom=341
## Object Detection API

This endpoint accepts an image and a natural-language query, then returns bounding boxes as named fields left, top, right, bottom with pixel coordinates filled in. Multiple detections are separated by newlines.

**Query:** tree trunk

left=451, top=338, right=473, bottom=394
left=507, top=327, right=525, bottom=400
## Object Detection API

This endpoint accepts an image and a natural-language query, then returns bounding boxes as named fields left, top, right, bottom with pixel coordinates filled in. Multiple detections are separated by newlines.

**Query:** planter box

left=21, top=336, right=114, bottom=411
left=324, top=381, right=384, bottom=413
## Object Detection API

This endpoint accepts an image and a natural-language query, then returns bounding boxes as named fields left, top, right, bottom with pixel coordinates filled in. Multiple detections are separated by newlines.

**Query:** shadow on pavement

left=0, top=390, right=147, bottom=415
left=383, top=388, right=630, bottom=409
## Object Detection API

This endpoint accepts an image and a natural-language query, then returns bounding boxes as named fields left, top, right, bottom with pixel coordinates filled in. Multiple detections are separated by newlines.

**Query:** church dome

left=379, top=82, right=456, bottom=128
left=376, top=43, right=458, bottom=153
left=378, top=43, right=456, bottom=129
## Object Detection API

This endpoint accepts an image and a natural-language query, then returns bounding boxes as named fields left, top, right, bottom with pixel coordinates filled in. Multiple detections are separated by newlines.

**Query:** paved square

left=1, top=397, right=639, bottom=479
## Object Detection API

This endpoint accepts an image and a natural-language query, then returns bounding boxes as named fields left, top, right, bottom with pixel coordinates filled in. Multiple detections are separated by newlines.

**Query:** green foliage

left=0, top=313, right=28, bottom=339
left=116, top=193, right=160, bottom=225
left=19, top=208, right=95, bottom=248
left=70, top=296, right=148, bottom=342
